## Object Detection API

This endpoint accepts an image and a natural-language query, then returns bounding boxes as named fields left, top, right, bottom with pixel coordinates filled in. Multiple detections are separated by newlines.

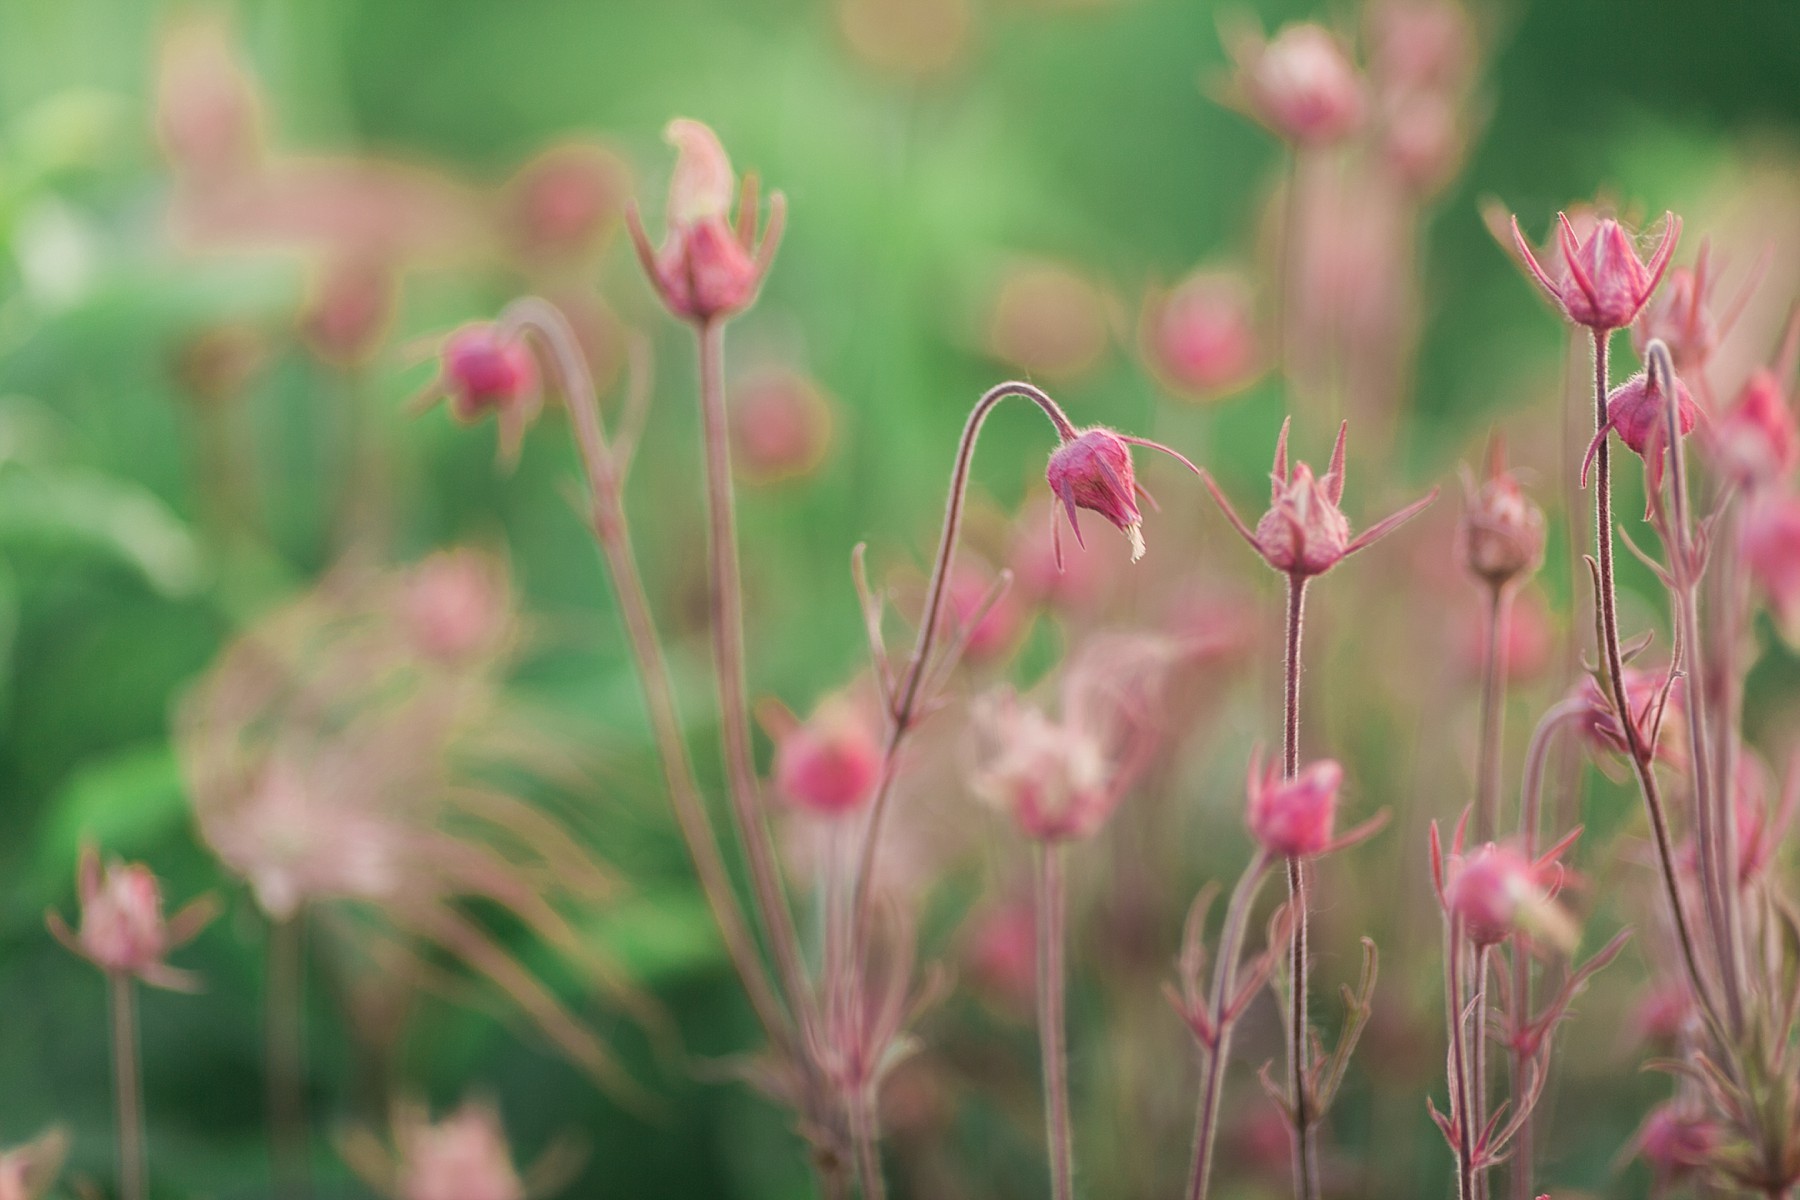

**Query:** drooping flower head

left=1630, top=1104, right=1721, bottom=1189
left=1245, top=752, right=1343, bottom=858
left=625, top=119, right=783, bottom=325
left=1510, top=210, right=1681, bottom=332
left=1457, top=436, right=1544, bottom=587
left=1203, top=418, right=1436, bottom=579
left=1582, top=362, right=1699, bottom=504
left=1571, top=666, right=1685, bottom=769
left=1222, top=21, right=1367, bottom=146
left=47, top=847, right=216, bottom=989
left=1045, top=426, right=1199, bottom=568
left=1432, top=827, right=1578, bottom=951
left=413, top=324, right=542, bottom=468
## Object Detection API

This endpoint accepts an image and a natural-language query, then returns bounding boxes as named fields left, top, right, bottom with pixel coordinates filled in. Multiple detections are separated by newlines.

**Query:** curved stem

left=1587, top=327, right=1722, bottom=1029
left=498, top=298, right=793, bottom=1051
left=1282, top=574, right=1319, bottom=1200
left=1186, top=851, right=1273, bottom=1200
left=110, top=973, right=147, bottom=1200
left=1037, top=843, right=1075, bottom=1200
left=847, top=383, right=1077, bottom=964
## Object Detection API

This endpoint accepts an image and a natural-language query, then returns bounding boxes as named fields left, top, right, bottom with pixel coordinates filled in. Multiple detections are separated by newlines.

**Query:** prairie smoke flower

left=1437, top=839, right=1577, bottom=951
left=153, top=13, right=263, bottom=184
left=1457, top=440, right=1544, bottom=587
left=1739, top=493, right=1800, bottom=639
left=963, top=896, right=1037, bottom=1013
left=1633, top=254, right=1720, bottom=374
left=1631, top=1104, right=1721, bottom=1188
left=342, top=1098, right=578, bottom=1200
left=728, top=365, right=835, bottom=485
left=972, top=687, right=1115, bottom=841
left=766, top=693, right=883, bottom=818
left=1570, top=667, right=1684, bottom=768
left=1245, top=752, right=1342, bottom=858
left=1045, top=426, right=1199, bottom=567
left=1712, top=366, right=1798, bottom=489
left=1203, top=418, right=1437, bottom=580
left=1583, top=368, right=1699, bottom=503
left=47, top=848, right=216, bottom=989
left=398, top=549, right=515, bottom=665
left=1223, top=22, right=1366, bottom=146
left=1366, top=0, right=1476, bottom=92
left=1139, top=269, right=1262, bottom=401
left=1510, top=211, right=1680, bottom=332
left=985, top=260, right=1112, bottom=383
left=1379, top=90, right=1466, bottom=197
left=942, top=562, right=1029, bottom=664
left=0, top=1129, right=69, bottom=1200
left=500, top=141, right=629, bottom=267
left=625, top=119, right=782, bottom=325
left=414, top=324, right=542, bottom=468
left=301, top=254, right=398, bottom=366
left=1008, top=498, right=1119, bottom=614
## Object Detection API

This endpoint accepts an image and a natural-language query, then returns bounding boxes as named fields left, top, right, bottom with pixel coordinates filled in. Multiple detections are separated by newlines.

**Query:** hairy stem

left=500, top=298, right=792, bottom=1052
left=1186, top=851, right=1273, bottom=1200
left=1447, top=924, right=1476, bottom=1200
left=1037, top=843, right=1075, bottom=1200
left=1282, top=574, right=1319, bottom=1200
left=111, top=973, right=147, bottom=1200
left=1587, top=327, right=1721, bottom=1028
left=267, top=913, right=310, bottom=1200
left=1475, top=585, right=1509, bottom=844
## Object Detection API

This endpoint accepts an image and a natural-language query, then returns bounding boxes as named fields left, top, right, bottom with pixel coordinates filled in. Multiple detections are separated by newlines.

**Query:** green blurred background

left=1, top=0, right=1798, bottom=1196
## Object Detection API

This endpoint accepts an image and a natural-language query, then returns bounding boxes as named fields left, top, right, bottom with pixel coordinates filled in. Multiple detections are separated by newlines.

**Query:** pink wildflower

left=767, top=693, right=884, bottom=818
left=729, top=365, right=835, bottom=485
left=1458, top=438, right=1545, bottom=587
left=1139, top=269, right=1263, bottom=401
left=1437, top=837, right=1577, bottom=951
left=47, top=847, right=216, bottom=989
left=1630, top=1104, right=1721, bottom=1188
left=1245, top=753, right=1343, bottom=858
left=1045, top=427, right=1199, bottom=568
left=0, top=1129, right=69, bottom=1200
left=1224, top=22, right=1367, bottom=146
left=414, top=324, right=543, bottom=468
left=1740, top=493, right=1800, bottom=640
left=1510, top=211, right=1681, bottom=332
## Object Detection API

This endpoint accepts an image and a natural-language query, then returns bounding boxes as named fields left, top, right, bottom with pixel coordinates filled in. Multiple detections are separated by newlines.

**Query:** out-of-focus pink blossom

left=414, top=324, right=543, bottom=468
left=729, top=365, right=835, bottom=485
left=1045, top=427, right=1198, bottom=567
left=1008, top=498, right=1121, bottom=614
left=1631, top=1104, right=1721, bottom=1188
left=962, top=897, right=1036, bottom=1013
left=767, top=692, right=884, bottom=818
left=395, top=1102, right=525, bottom=1200
left=1245, top=753, right=1342, bottom=858
left=154, top=13, right=263, bottom=184
left=1440, top=840, right=1575, bottom=950
left=1205, top=418, right=1436, bottom=580
left=501, top=141, right=630, bottom=267
left=1366, top=0, right=1476, bottom=92
left=47, top=848, right=215, bottom=989
left=1571, top=667, right=1685, bottom=768
left=0, top=1129, right=69, bottom=1200
left=301, top=255, right=398, bottom=367
left=1457, top=587, right=1553, bottom=682
left=400, top=550, right=514, bottom=665
left=1223, top=22, right=1366, bottom=146
left=1630, top=982, right=1695, bottom=1046
left=1458, top=440, right=1544, bottom=587
left=1511, top=211, right=1681, bottom=332
left=942, top=563, right=1029, bottom=664
left=972, top=687, right=1115, bottom=841
left=1707, top=314, right=1800, bottom=489
left=1379, top=91, right=1466, bottom=196
left=626, top=119, right=781, bottom=325
left=1731, top=748, right=1796, bottom=886
left=986, top=261, right=1112, bottom=383
left=1139, top=269, right=1262, bottom=401
left=1740, top=493, right=1800, bottom=640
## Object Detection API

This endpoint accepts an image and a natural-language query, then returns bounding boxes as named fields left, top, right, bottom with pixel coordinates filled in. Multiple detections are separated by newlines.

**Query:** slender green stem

left=1037, top=843, right=1075, bottom=1200
left=267, top=913, right=310, bottom=1200
left=111, top=973, right=147, bottom=1200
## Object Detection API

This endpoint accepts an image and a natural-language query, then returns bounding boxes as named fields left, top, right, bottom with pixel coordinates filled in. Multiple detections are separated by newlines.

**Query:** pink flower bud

left=300, top=256, right=398, bottom=367
left=1630, top=982, right=1695, bottom=1046
left=1205, top=418, right=1436, bottom=581
left=1228, top=23, right=1367, bottom=146
left=397, top=1101, right=525, bottom=1200
left=626, top=119, right=782, bottom=325
left=1571, top=667, right=1684, bottom=768
left=729, top=366, right=835, bottom=485
left=1457, top=442, right=1545, bottom=586
left=1511, top=212, right=1680, bottom=332
left=1046, top=428, right=1143, bottom=562
left=972, top=687, right=1119, bottom=842
left=1711, top=367, right=1798, bottom=489
left=1444, top=842, right=1573, bottom=949
left=1367, top=0, right=1476, bottom=92
left=154, top=15, right=263, bottom=184
left=986, top=261, right=1112, bottom=383
left=417, top=324, right=542, bottom=468
left=770, top=695, right=884, bottom=818
left=1633, top=264, right=1716, bottom=373
left=501, top=141, right=629, bottom=266
left=1739, top=494, right=1800, bottom=641
left=1140, top=269, right=1262, bottom=401
left=48, top=848, right=214, bottom=988
left=1593, top=369, right=1698, bottom=500
left=1631, top=1104, right=1720, bottom=1187
left=1245, top=754, right=1342, bottom=858
left=0, top=1129, right=69, bottom=1200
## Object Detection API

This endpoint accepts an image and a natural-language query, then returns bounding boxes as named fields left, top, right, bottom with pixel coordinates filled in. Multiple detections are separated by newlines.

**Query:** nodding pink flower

left=399, top=550, right=514, bottom=664
left=1631, top=1104, right=1721, bottom=1188
left=1633, top=261, right=1717, bottom=375
left=1224, top=22, right=1367, bottom=146
left=729, top=366, right=835, bottom=485
left=625, top=119, right=783, bottom=325
left=1045, top=427, right=1199, bottom=568
left=1457, top=438, right=1545, bottom=587
left=1583, top=368, right=1699, bottom=503
left=1204, top=418, right=1437, bottom=580
left=1139, top=269, right=1263, bottom=401
left=1571, top=667, right=1684, bottom=768
left=1739, top=493, right=1800, bottom=640
left=0, top=1128, right=69, bottom=1200
left=1510, top=211, right=1681, bottom=332
left=1438, top=839, right=1576, bottom=950
left=766, top=693, right=884, bottom=818
left=1245, top=753, right=1342, bottom=858
left=394, top=1101, right=526, bottom=1200
left=47, top=848, right=216, bottom=989
left=414, top=324, right=543, bottom=468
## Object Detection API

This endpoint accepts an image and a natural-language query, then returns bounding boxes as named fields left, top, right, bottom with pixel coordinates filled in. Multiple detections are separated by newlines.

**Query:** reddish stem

left=1282, top=574, right=1320, bottom=1200
left=1037, top=843, right=1075, bottom=1200
left=111, top=973, right=148, bottom=1200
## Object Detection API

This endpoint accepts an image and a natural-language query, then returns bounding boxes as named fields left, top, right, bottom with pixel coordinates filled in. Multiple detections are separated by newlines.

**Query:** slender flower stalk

left=267, top=914, right=311, bottom=1200
left=1037, top=844, right=1075, bottom=1200
left=1282, top=575, right=1320, bottom=1200
left=110, top=974, right=147, bottom=1200
left=1585, top=326, right=1721, bottom=1029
